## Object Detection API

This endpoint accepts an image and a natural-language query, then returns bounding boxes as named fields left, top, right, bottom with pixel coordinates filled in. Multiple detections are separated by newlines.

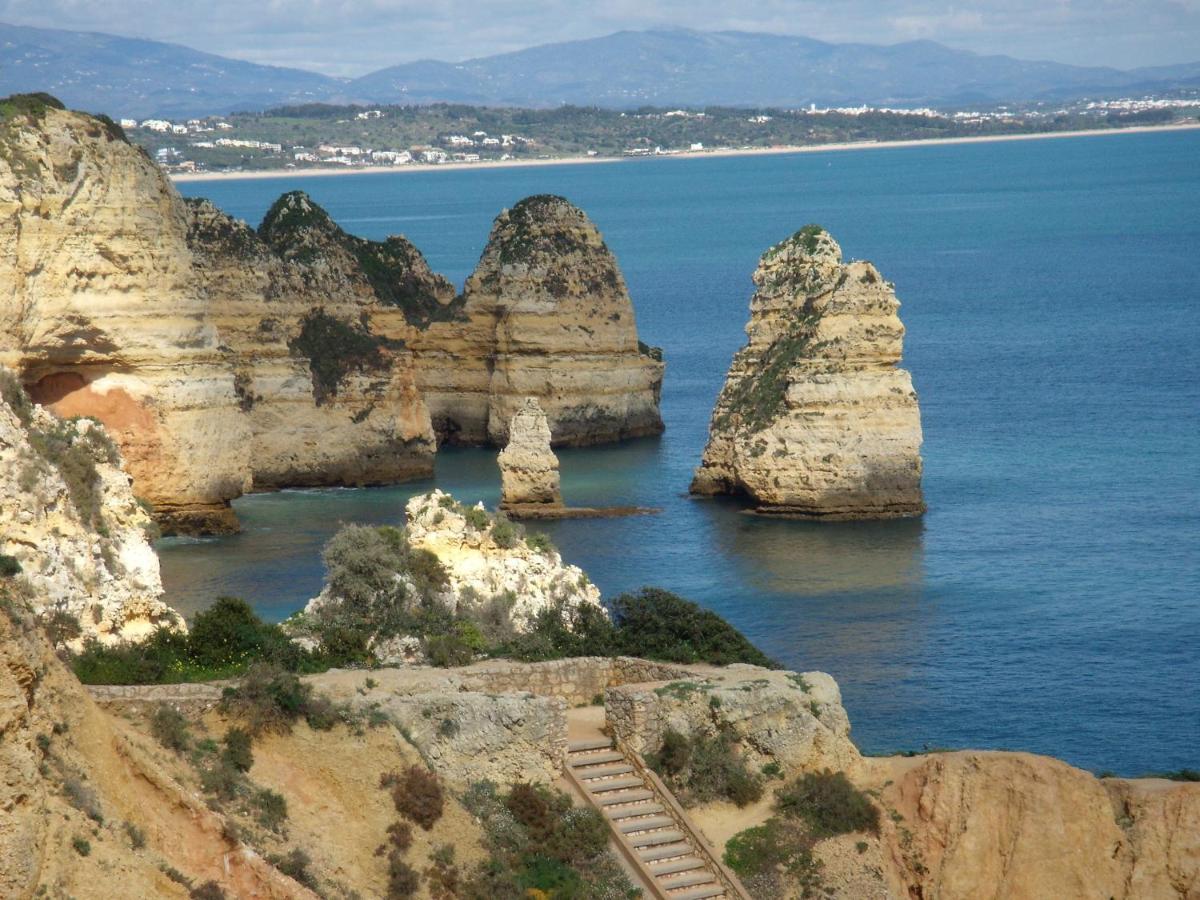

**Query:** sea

left=169, top=130, right=1200, bottom=776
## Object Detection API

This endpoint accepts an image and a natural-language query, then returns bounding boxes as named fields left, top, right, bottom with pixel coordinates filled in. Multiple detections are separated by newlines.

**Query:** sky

left=2, top=0, right=1198, bottom=76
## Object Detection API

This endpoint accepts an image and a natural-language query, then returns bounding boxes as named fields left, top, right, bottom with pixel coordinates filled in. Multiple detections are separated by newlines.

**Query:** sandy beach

left=170, top=121, right=1200, bottom=183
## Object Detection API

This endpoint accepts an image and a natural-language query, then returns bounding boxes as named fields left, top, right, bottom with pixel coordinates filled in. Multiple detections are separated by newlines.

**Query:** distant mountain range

left=3, top=22, right=1198, bottom=119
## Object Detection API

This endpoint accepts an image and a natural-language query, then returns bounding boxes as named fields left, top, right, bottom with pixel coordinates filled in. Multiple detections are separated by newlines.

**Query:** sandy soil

left=170, top=121, right=1200, bottom=184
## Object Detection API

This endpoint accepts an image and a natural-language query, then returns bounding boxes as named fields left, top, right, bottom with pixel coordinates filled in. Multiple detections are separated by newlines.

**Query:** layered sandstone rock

left=498, top=397, right=563, bottom=511
left=691, top=225, right=924, bottom=519
left=874, top=751, right=1200, bottom=900
left=0, top=370, right=179, bottom=642
left=0, top=100, right=251, bottom=532
left=185, top=192, right=438, bottom=490
left=0, top=102, right=443, bottom=531
left=409, top=195, right=665, bottom=446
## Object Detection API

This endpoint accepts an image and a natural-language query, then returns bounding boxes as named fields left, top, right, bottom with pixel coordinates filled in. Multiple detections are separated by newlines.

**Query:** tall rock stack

left=691, top=225, right=924, bottom=519
left=498, top=397, right=563, bottom=511
left=410, top=195, right=665, bottom=446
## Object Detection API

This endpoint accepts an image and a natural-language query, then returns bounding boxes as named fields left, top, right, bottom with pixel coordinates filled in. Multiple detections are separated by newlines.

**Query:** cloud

left=1, top=0, right=1197, bottom=74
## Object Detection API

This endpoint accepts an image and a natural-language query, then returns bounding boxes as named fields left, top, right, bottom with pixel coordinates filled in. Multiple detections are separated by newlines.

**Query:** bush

left=490, top=514, right=522, bottom=549
left=219, top=663, right=311, bottom=735
left=189, top=596, right=284, bottom=668
left=189, top=882, right=226, bottom=900
left=424, top=620, right=486, bottom=667
left=384, top=765, right=444, bottom=830
left=63, top=775, right=104, bottom=823
left=71, top=836, right=91, bottom=857
left=524, top=531, right=556, bottom=555
left=386, top=856, right=421, bottom=898
left=0, top=555, right=21, bottom=577
left=463, top=506, right=491, bottom=531
left=253, top=789, right=289, bottom=832
left=647, top=728, right=763, bottom=807
left=775, top=769, right=880, bottom=837
left=382, top=820, right=413, bottom=853
left=269, top=848, right=316, bottom=889
left=124, top=821, right=147, bottom=850
left=199, top=758, right=241, bottom=803
left=610, top=588, right=775, bottom=667
left=221, top=727, right=253, bottom=772
left=150, top=705, right=191, bottom=752
left=41, top=608, right=82, bottom=647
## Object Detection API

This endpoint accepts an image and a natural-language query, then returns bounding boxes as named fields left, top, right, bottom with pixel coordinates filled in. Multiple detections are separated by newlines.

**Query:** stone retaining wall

left=456, top=656, right=689, bottom=707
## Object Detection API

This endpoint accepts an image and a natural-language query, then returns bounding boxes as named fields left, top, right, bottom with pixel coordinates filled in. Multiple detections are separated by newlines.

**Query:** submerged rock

left=498, top=397, right=563, bottom=511
left=691, top=225, right=924, bottom=519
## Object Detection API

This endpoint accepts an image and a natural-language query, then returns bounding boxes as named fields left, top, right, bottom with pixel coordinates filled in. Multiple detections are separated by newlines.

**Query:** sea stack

left=409, top=194, right=665, bottom=446
left=498, top=398, right=563, bottom=511
left=691, top=225, right=924, bottom=519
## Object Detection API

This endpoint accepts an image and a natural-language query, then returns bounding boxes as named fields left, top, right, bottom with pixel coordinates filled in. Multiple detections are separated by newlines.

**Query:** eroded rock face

left=691, top=225, right=924, bottom=519
left=410, top=195, right=665, bottom=446
left=0, top=105, right=441, bottom=531
left=498, top=397, right=563, bottom=510
left=0, top=373, right=180, bottom=642
left=606, top=664, right=859, bottom=774
left=877, top=751, right=1200, bottom=900
left=404, top=490, right=602, bottom=631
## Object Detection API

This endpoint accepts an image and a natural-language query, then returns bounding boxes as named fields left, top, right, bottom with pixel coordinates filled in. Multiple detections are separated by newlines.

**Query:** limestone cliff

left=0, top=369, right=178, bottom=642
left=691, top=225, right=924, bottom=519
left=184, top=192, right=438, bottom=490
left=498, top=397, right=563, bottom=511
left=409, top=195, right=665, bottom=446
left=0, top=97, right=252, bottom=533
left=0, top=100, right=442, bottom=531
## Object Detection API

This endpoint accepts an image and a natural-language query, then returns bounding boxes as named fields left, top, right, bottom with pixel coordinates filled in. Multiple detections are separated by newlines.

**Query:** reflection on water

left=701, top=500, right=925, bottom=596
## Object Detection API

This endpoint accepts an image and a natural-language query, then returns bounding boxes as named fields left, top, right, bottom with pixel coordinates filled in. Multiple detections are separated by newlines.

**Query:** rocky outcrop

left=606, top=664, right=859, bottom=774
left=403, top=490, right=603, bottom=631
left=875, top=751, right=1200, bottom=900
left=409, top=195, right=665, bottom=446
left=0, top=370, right=179, bottom=642
left=498, top=397, right=563, bottom=511
left=691, top=225, right=924, bottom=519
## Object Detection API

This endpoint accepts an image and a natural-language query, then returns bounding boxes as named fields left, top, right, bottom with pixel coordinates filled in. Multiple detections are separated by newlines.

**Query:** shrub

left=199, top=759, right=241, bottom=804
left=610, top=588, right=775, bottom=667
left=386, top=855, right=421, bottom=898
left=382, top=820, right=413, bottom=853
left=221, top=728, right=253, bottom=772
left=288, top=308, right=388, bottom=404
left=189, top=596, right=276, bottom=668
left=384, top=765, right=444, bottom=830
left=71, top=836, right=91, bottom=857
left=424, top=620, right=486, bottom=667
left=647, top=729, right=763, bottom=807
left=63, top=775, right=104, bottom=823
left=525, top=531, right=556, bottom=555
left=41, top=608, right=82, bottom=647
left=150, top=705, right=191, bottom=752
left=774, top=769, right=880, bottom=836
left=546, top=807, right=608, bottom=864
left=269, top=848, right=317, bottom=889
left=219, top=663, right=311, bottom=735
left=0, top=555, right=21, bottom=577
left=253, top=788, right=289, bottom=832
left=490, top=514, right=522, bottom=549
left=189, top=882, right=226, bottom=900
left=463, top=506, right=490, bottom=531
left=123, top=821, right=146, bottom=850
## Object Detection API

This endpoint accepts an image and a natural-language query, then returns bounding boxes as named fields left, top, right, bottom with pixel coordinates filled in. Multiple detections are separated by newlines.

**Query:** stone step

left=631, top=829, right=685, bottom=849
left=568, top=738, right=613, bottom=753
left=618, top=815, right=676, bottom=834
left=588, top=777, right=644, bottom=794
left=658, top=871, right=717, bottom=890
left=595, top=789, right=654, bottom=806
left=667, top=886, right=725, bottom=900
left=607, top=802, right=665, bottom=821
left=648, top=857, right=706, bottom=876
left=569, top=750, right=625, bottom=766
left=639, top=842, right=694, bottom=863
left=577, top=763, right=635, bottom=780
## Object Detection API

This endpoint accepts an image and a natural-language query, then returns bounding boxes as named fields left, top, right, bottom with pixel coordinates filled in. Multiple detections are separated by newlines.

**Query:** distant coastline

left=170, top=121, right=1200, bottom=183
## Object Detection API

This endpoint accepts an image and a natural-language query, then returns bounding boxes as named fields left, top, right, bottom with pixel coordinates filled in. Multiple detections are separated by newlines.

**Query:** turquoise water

left=169, top=132, right=1200, bottom=775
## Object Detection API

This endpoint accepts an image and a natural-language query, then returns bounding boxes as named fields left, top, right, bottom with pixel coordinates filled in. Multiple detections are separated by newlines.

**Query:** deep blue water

left=168, top=132, right=1200, bottom=776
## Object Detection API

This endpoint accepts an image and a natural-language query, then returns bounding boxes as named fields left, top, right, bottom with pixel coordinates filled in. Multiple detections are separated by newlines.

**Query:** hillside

left=2, top=22, right=1199, bottom=118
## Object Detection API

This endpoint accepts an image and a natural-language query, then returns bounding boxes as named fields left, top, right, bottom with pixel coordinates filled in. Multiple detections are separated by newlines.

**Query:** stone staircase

left=565, top=737, right=745, bottom=900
